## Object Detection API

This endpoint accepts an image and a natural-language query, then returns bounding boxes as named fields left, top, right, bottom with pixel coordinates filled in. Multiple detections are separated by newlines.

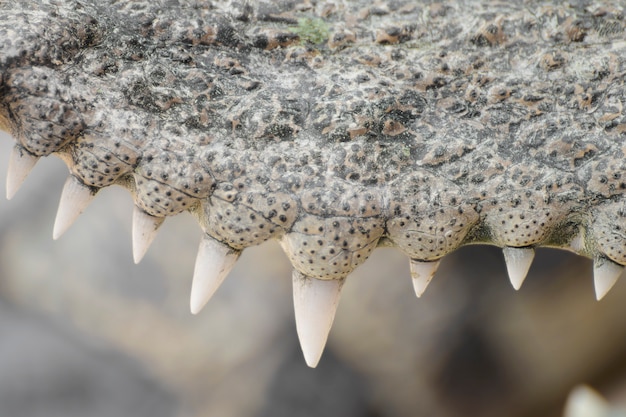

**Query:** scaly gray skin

left=1, top=0, right=625, bottom=364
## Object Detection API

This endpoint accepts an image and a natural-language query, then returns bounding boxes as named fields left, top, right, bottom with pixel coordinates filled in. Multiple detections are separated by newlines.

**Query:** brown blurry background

left=2, top=132, right=626, bottom=417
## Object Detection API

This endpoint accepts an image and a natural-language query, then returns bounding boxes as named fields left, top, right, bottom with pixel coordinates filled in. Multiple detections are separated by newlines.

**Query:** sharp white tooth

left=53, top=176, right=97, bottom=240
left=564, top=385, right=609, bottom=417
left=409, top=259, right=440, bottom=297
left=567, top=228, right=585, bottom=254
left=6, top=146, right=39, bottom=200
left=190, top=236, right=240, bottom=314
left=132, top=206, right=165, bottom=264
left=502, top=247, right=535, bottom=290
left=293, top=270, right=344, bottom=368
left=593, top=258, right=624, bottom=301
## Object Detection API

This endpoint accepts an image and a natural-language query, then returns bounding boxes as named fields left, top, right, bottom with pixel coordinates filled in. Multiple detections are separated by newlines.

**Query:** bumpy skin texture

left=1, top=0, right=625, bottom=281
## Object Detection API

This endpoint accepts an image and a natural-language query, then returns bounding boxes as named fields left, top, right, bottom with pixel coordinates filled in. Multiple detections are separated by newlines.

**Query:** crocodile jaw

left=2, top=0, right=626, bottom=367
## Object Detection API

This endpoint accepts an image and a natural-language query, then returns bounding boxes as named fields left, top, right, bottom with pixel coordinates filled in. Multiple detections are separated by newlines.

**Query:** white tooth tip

left=503, top=247, right=535, bottom=290
left=132, top=206, right=165, bottom=264
left=190, top=237, right=239, bottom=314
left=409, top=259, right=440, bottom=298
left=52, top=176, right=96, bottom=240
left=593, top=259, right=624, bottom=301
left=6, top=146, right=39, bottom=200
left=564, top=385, right=609, bottom=417
left=293, top=271, right=344, bottom=368
left=567, top=229, right=585, bottom=253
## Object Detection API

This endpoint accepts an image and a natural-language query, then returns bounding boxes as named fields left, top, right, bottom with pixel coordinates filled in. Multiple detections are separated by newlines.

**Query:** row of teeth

left=5, top=144, right=623, bottom=367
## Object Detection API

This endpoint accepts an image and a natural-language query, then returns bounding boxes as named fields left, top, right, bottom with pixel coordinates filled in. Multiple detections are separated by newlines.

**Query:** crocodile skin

left=1, top=0, right=626, bottom=373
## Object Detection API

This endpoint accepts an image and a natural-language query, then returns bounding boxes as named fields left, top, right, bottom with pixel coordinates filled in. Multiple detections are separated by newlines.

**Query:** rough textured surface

left=7, top=137, right=626, bottom=417
left=2, top=0, right=626, bottom=282
left=5, top=1, right=626, bottom=415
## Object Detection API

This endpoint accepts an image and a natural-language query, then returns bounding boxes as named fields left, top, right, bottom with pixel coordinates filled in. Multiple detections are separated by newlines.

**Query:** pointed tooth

left=132, top=206, right=165, bottom=264
left=52, top=176, right=97, bottom=240
left=409, top=259, right=440, bottom=297
left=293, top=270, right=344, bottom=368
left=593, top=258, right=624, bottom=300
left=564, top=385, right=609, bottom=417
left=567, top=228, right=585, bottom=254
left=502, top=247, right=535, bottom=290
left=6, top=146, right=39, bottom=200
left=190, top=236, right=240, bottom=314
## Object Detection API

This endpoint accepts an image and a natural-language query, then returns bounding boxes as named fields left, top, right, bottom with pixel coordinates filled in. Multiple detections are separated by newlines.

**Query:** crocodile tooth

left=502, top=247, right=535, bottom=290
left=6, top=145, right=39, bottom=200
left=567, top=229, right=585, bottom=254
left=189, top=236, right=240, bottom=314
left=409, top=259, right=440, bottom=298
left=292, top=270, right=344, bottom=368
left=564, top=385, right=609, bottom=417
left=132, top=206, right=165, bottom=264
left=52, top=176, right=97, bottom=240
left=593, top=258, right=624, bottom=300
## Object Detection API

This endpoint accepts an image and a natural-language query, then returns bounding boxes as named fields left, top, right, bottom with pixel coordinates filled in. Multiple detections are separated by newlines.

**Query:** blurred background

left=2, top=131, right=626, bottom=417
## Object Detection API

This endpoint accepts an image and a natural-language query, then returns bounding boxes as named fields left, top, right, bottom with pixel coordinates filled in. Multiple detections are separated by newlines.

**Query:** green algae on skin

left=290, top=17, right=330, bottom=45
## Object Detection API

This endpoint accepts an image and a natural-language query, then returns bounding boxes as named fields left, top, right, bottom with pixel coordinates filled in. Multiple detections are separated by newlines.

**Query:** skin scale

left=0, top=0, right=625, bottom=367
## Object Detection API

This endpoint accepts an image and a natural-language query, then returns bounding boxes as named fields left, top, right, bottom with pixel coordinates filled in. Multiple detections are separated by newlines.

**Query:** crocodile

left=1, top=0, right=625, bottom=368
